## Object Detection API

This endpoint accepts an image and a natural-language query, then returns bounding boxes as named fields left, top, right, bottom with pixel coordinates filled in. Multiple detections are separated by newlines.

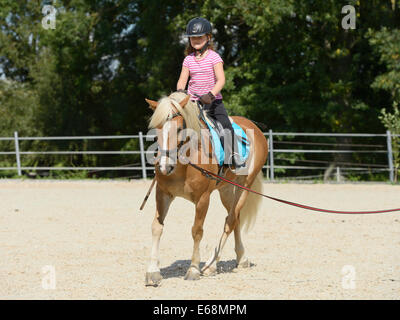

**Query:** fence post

left=269, top=129, right=274, bottom=181
left=14, top=131, right=22, bottom=176
left=386, top=130, right=394, bottom=182
left=139, top=131, right=147, bottom=179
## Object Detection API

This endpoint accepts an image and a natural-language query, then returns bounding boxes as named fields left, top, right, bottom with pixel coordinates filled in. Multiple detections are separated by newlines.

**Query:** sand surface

left=0, top=179, right=399, bottom=299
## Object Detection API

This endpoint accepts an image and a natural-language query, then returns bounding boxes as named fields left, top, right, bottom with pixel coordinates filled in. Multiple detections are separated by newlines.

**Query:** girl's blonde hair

left=184, top=34, right=215, bottom=56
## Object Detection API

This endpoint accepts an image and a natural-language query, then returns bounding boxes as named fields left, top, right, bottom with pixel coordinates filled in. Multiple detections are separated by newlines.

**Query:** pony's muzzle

left=156, top=157, right=176, bottom=176
left=158, top=163, right=175, bottom=176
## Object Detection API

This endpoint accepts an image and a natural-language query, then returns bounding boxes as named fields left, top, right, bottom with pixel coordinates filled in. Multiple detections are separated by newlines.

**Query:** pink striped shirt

left=183, top=50, right=223, bottom=100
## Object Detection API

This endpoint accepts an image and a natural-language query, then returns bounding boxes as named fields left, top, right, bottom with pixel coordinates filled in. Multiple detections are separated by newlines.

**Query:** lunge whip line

left=188, top=162, right=400, bottom=215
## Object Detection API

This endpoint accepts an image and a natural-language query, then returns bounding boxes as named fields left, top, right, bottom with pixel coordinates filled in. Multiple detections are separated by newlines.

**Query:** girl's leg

left=213, top=100, right=237, bottom=165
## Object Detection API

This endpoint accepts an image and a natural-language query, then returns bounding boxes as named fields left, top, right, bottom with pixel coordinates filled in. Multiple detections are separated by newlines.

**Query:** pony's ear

left=145, top=98, right=158, bottom=111
left=179, top=95, right=190, bottom=108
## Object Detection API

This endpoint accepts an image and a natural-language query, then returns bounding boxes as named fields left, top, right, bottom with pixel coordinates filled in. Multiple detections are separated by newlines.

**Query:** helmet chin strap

left=196, top=40, right=209, bottom=55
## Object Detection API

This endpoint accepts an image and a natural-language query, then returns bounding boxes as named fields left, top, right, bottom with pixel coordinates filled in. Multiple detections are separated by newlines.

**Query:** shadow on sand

left=160, top=259, right=255, bottom=279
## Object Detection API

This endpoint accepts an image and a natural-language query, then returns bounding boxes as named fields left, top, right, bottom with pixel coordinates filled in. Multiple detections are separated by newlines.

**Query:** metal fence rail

left=0, top=131, right=398, bottom=182
left=265, top=130, right=398, bottom=182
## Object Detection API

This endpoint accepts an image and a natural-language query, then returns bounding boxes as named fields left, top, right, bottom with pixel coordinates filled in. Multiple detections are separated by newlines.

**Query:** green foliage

left=369, top=24, right=400, bottom=181
left=379, top=102, right=400, bottom=181
left=0, top=0, right=399, bottom=180
left=368, top=28, right=400, bottom=101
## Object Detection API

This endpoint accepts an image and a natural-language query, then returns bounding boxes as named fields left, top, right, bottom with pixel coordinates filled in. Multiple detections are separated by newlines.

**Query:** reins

left=188, top=162, right=400, bottom=215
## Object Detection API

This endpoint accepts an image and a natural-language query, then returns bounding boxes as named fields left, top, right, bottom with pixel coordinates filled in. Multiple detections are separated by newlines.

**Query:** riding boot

left=221, top=131, right=245, bottom=170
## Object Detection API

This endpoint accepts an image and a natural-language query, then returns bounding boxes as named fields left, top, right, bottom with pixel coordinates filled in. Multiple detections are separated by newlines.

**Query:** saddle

left=196, top=102, right=250, bottom=168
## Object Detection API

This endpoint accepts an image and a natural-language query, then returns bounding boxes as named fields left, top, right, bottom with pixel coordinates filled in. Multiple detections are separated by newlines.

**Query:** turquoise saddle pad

left=203, top=119, right=250, bottom=166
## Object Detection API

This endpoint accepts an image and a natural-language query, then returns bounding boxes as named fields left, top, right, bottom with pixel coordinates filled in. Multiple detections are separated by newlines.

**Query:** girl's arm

left=177, top=66, right=190, bottom=90
left=210, top=62, right=225, bottom=97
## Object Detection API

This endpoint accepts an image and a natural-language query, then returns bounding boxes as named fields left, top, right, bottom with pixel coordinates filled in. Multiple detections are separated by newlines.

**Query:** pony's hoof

left=145, top=272, right=163, bottom=287
left=184, top=267, right=200, bottom=281
left=237, top=258, right=250, bottom=269
left=201, top=265, right=217, bottom=277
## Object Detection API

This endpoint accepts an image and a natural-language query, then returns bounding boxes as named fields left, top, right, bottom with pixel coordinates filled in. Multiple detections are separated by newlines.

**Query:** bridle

left=155, top=99, right=213, bottom=168
left=157, top=111, right=187, bottom=159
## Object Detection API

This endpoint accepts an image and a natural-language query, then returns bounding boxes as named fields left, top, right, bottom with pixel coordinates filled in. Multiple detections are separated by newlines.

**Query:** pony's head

left=146, top=91, right=200, bottom=175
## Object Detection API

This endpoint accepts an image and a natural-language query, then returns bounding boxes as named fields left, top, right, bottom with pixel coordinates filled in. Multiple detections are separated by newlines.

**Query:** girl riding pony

left=177, top=17, right=243, bottom=169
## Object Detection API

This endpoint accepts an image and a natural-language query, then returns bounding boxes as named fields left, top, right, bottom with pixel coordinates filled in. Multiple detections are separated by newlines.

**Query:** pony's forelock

left=148, top=92, right=201, bottom=135
left=148, top=96, right=173, bottom=129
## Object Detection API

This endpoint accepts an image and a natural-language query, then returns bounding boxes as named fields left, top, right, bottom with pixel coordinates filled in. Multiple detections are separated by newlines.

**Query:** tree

left=369, top=27, right=400, bottom=181
left=1, top=0, right=399, bottom=180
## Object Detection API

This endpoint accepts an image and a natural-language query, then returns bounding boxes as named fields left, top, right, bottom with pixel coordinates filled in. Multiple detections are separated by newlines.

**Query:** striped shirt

left=183, top=50, right=223, bottom=100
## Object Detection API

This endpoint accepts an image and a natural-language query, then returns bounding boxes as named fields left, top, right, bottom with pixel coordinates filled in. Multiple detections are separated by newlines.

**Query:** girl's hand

left=199, top=92, right=215, bottom=104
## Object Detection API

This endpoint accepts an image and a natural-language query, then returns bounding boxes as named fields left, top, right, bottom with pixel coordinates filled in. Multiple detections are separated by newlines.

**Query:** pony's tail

left=239, top=172, right=264, bottom=233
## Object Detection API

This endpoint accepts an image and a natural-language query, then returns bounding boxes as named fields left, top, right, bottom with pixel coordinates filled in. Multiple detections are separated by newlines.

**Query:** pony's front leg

left=145, top=185, right=173, bottom=287
left=184, top=192, right=210, bottom=281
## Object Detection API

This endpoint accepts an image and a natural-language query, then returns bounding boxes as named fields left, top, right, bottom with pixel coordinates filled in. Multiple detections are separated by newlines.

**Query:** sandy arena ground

left=0, top=179, right=399, bottom=299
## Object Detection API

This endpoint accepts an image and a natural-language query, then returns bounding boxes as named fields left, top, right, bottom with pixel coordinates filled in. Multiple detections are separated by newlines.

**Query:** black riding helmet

left=185, top=17, right=212, bottom=55
left=185, top=17, right=212, bottom=37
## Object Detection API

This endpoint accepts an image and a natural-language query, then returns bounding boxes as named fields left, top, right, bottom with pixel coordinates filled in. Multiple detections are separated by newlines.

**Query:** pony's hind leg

left=202, top=179, right=247, bottom=275
left=184, top=191, right=211, bottom=281
left=219, top=189, right=250, bottom=268
left=234, top=220, right=250, bottom=268
left=233, top=172, right=264, bottom=268
left=145, top=185, right=173, bottom=287
left=202, top=184, right=235, bottom=276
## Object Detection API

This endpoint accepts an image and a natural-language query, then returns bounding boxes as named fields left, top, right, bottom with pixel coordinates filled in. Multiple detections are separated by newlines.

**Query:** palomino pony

left=144, top=91, right=268, bottom=286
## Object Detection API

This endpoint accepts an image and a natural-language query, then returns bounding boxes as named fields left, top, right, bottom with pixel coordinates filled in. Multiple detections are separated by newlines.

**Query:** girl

left=176, top=17, right=242, bottom=168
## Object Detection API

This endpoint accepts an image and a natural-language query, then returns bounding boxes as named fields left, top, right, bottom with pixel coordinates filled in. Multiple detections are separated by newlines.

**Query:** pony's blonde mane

left=148, top=92, right=201, bottom=135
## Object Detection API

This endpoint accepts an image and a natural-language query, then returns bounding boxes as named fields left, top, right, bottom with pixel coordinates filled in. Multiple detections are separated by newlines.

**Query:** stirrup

left=228, top=152, right=246, bottom=172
